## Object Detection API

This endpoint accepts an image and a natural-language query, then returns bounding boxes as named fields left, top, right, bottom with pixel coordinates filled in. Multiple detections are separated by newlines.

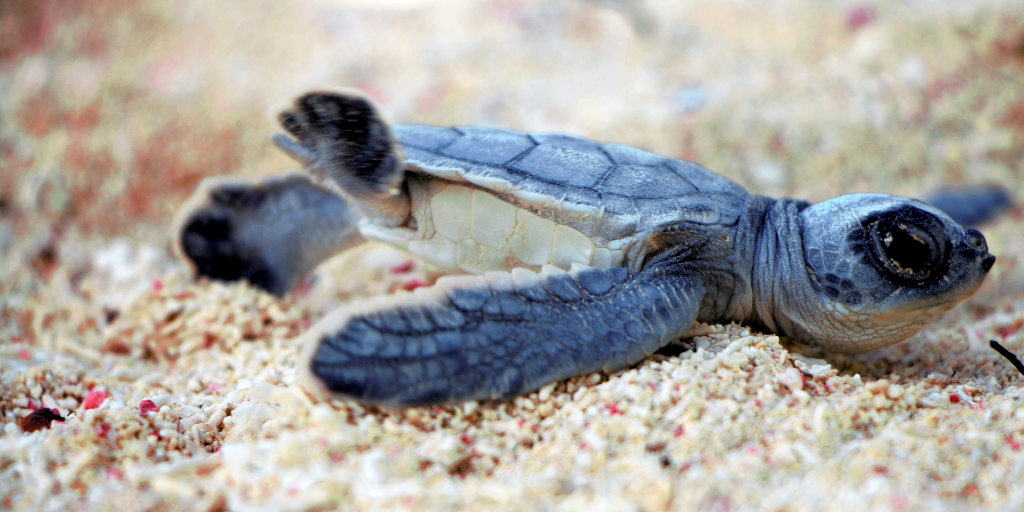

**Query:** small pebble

left=83, top=390, right=108, bottom=410
left=19, top=408, right=65, bottom=433
left=139, top=400, right=158, bottom=414
left=778, top=368, right=805, bottom=391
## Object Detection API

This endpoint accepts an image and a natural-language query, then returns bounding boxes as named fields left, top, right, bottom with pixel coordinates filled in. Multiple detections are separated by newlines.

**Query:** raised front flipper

left=175, top=174, right=364, bottom=296
left=298, top=265, right=704, bottom=406
left=270, top=89, right=404, bottom=195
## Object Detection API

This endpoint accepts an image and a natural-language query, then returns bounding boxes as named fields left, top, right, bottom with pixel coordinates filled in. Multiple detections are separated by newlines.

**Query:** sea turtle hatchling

left=177, top=88, right=997, bottom=406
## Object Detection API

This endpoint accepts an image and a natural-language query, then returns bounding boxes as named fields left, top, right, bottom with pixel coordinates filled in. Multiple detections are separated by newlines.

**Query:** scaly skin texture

left=178, top=89, right=997, bottom=405
left=299, top=265, right=703, bottom=405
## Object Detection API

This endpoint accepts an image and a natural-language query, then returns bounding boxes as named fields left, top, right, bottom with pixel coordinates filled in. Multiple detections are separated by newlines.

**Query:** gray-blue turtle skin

left=177, top=90, right=998, bottom=406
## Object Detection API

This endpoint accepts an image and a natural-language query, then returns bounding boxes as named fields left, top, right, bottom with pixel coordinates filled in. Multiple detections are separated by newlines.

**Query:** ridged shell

left=394, top=125, right=749, bottom=240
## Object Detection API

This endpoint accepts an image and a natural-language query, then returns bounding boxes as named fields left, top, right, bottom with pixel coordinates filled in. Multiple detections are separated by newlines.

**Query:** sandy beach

left=3, top=1, right=1024, bottom=509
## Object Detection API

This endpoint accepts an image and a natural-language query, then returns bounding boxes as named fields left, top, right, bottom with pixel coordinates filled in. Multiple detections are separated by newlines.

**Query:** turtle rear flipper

left=924, top=184, right=1014, bottom=228
left=175, top=174, right=364, bottom=296
left=270, top=89, right=409, bottom=224
left=298, top=264, right=704, bottom=406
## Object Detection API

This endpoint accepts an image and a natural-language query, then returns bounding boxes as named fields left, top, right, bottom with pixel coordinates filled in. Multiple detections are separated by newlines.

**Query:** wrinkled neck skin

left=748, top=197, right=817, bottom=342
left=634, top=195, right=840, bottom=347
left=683, top=194, right=792, bottom=329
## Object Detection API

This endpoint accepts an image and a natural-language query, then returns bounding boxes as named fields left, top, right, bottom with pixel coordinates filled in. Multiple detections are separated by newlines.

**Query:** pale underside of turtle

left=177, top=89, right=997, bottom=406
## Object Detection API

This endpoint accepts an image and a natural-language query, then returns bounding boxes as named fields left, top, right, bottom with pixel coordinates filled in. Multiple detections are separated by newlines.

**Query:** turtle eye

left=866, top=208, right=949, bottom=284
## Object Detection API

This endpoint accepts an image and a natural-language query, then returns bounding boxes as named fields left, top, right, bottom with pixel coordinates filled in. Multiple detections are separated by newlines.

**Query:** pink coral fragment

left=139, top=399, right=158, bottom=414
left=401, top=279, right=428, bottom=291
left=846, top=6, right=876, bottom=30
left=83, top=390, right=107, bottom=410
left=389, top=261, right=415, bottom=274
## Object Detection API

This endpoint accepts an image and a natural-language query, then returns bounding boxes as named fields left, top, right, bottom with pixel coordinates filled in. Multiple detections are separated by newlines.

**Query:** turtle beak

left=965, top=228, right=995, bottom=272
left=982, top=254, right=996, bottom=272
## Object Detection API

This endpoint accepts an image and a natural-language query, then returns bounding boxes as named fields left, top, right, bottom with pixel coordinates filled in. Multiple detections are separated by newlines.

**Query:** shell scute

left=509, top=144, right=611, bottom=188
left=530, top=132, right=602, bottom=154
left=664, top=159, right=745, bottom=195
left=600, top=163, right=696, bottom=199
left=395, top=125, right=461, bottom=151
left=602, top=143, right=666, bottom=166
left=394, top=124, right=749, bottom=243
left=441, top=127, right=536, bottom=166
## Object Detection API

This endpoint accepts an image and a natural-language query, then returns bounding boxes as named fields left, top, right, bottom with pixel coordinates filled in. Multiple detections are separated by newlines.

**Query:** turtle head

left=773, top=194, right=994, bottom=352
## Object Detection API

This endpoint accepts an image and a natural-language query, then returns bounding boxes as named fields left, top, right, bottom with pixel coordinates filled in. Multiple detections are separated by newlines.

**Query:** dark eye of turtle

left=865, top=208, right=949, bottom=285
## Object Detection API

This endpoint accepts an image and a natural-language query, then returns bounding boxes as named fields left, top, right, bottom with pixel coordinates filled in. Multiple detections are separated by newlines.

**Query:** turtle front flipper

left=298, top=265, right=704, bottom=406
left=175, top=174, right=364, bottom=297
left=269, top=89, right=409, bottom=224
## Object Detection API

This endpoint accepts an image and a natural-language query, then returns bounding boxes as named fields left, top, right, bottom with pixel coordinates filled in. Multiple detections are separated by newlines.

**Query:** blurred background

left=1, top=0, right=1023, bottom=303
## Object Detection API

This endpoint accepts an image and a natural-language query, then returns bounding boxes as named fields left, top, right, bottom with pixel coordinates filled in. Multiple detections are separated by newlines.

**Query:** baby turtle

left=177, top=88, right=996, bottom=406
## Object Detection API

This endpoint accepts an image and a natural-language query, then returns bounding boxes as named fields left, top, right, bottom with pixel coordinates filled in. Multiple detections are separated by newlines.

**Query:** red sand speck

left=139, top=400, right=158, bottom=414
left=82, top=390, right=107, bottom=410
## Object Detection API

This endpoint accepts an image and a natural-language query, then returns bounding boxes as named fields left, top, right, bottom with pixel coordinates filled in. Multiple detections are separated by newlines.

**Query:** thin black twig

left=990, top=340, right=1024, bottom=377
